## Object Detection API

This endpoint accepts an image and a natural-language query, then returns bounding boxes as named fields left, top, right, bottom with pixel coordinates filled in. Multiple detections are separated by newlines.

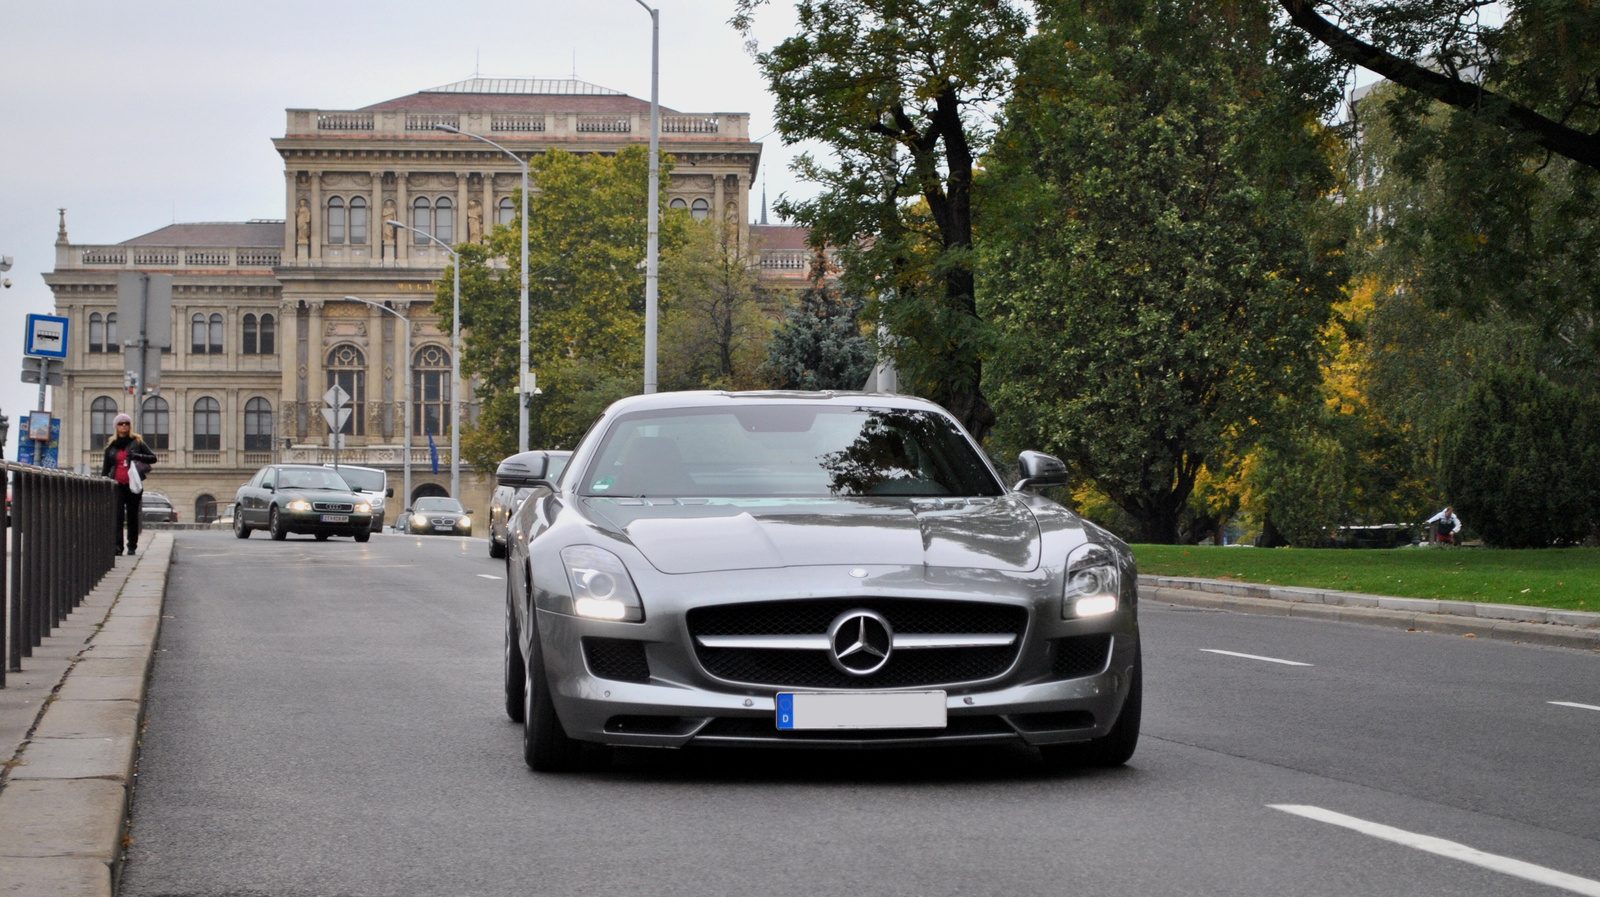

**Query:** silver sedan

left=501, top=391, right=1140, bottom=771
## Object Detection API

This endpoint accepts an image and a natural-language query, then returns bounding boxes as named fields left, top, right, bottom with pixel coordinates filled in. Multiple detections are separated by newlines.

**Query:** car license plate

left=434, top=524, right=453, bottom=531
left=320, top=514, right=349, bottom=523
left=776, top=691, right=946, bottom=730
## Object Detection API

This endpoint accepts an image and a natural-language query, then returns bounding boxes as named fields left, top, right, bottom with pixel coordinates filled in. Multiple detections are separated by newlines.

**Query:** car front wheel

left=269, top=507, right=288, bottom=541
left=234, top=511, right=251, bottom=539
left=1040, top=648, right=1141, bottom=770
left=353, top=529, right=370, bottom=543
left=522, top=614, right=583, bottom=772
left=505, top=579, right=525, bottom=722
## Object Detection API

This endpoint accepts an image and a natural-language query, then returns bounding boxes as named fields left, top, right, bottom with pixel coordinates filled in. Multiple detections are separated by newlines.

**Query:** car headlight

left=412, top=514, right=429, bottom=527
left=561, top=545, right=644, bottom=622
left=1064, top=542, right=1121, bottom=618
left=355, top=502, right=371, bottom=514
left=287, top=499, right=312, bottom=511
left=458, top=516, right=472, bottom=529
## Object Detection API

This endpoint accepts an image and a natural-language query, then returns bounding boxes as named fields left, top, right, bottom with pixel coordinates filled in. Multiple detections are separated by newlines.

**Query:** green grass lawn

left=1131, top=544, right=1600, bottom=611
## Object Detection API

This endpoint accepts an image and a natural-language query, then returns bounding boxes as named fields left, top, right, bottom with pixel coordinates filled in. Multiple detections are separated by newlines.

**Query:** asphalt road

left=120, top=530, right=1600, bottom=897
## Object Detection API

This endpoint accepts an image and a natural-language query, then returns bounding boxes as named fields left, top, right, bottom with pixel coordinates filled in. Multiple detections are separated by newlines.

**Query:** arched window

left=413, top=344, right=452, bottom=438
left=669, top=198, right=687, bottom=212
left=349, top=196, right=368, bottom=245
left=498, top=196, right=515, bottom=226
left=193, top=397, right=220, bottom=451
left=326, top=344, right=366, bottom=435
left=434, top=196, right=454, bottom=243
left=412, top=197, right=432, bottom=243
left=90, top=396, right=118, bottom=450
left=690, top=198, right=710, bottom=220
left=244, top=397, right=274, bottom=451
left=105, top=313, right=119, bottom=354
left=195, top=494, right=218, bottom=524
left=89, top=312, right=104, bottom=353
left=191, top=313, right=207, bottom=353
left=141, top=396, right=170, bottom=451
left=209, top=313, right=223, bottom=354
left=328, top=196, right=346, bottom=244
left=242, top=314, right=258, bottom=354
left=259, top=313, right=275, bottom=354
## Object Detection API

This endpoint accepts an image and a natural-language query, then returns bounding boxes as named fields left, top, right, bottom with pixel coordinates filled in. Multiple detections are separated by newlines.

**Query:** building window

left=90, top=396, right=118, bottom=450
left=413, top=344, right=452, bottom=437
left=669, top=198, right=687, bottom=212
left=193, top=397, right=221, bottom=451
left=435, top=197, right=454, bottom=244
left=141, top=396, right=170, bottom=451
left=259, top=313, right=275, bottom=354
left=106, top=313, right=119, bottom=354
left=412, top=197, right=432, bottom=243
left=326, top=344, right=366, bottom=435
left=210, top=314, right=223, bottom=353
left=244, top=397, right=274, bottom=451
left=328, top=196, right=345, bottom=244
left=242, top=314, right=257, bottom=354
left=195, top=494, right=218, bottom=524
left=498, top=196, right=515, bottom=226
left=691, top=198, right=710, bottom=220
left=191, top=313, right=224, bottom=354
left=349, top=196, right=367, bottom=244
left=89, top=313, right=104, bottom=353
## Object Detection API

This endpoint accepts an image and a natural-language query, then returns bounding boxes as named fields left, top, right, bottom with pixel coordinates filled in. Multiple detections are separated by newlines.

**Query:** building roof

left=752, top=225, right=812, bottom=251
left=361, top=76, right=672, bottom=115
left=121, top=221, right=284, bottom=247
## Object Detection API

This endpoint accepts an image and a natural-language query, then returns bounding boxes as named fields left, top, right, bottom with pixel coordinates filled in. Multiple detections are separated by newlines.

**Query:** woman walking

left=101, top=413, right=158, bottom=555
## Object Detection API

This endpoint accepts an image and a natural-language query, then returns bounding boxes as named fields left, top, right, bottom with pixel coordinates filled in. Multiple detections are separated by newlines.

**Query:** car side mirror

left=386, top=487, right=394, bottom=498
left=265, top=484, right=275, bottom=492
left=1013, top=451, right=1069, bottom=492
left=497, top=450, right=556, bottom=490
left=467, top=509, right=475, bottom=515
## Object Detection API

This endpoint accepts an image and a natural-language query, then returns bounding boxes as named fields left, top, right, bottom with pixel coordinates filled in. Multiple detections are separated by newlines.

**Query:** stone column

left=368, top=301, right=389, bottom=440
left=370, top=170, right=382, bottom=263
left=713, top=174, right=725, bottom=230
left=456, top=171, right=469, bottom=245
left=736, top=173, right=752, bottom=250
left=396, top=172, right=409, bottom=263
left=283, top=170, right=297, bottom=257
left=309, top=171, right=323, bottom=262
left=481, top=170, right=494, bottom=240
left=307, top=300, right=325, bottom=436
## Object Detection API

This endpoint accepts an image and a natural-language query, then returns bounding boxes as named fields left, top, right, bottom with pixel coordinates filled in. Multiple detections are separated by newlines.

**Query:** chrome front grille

left=312, top=502, right=353, bottom=512
left=687, top=598, right=1028, bottom=690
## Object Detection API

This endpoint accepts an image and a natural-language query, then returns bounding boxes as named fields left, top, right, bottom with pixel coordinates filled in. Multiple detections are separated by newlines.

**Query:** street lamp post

left=343, top=295, right=412, bottom=515
left=433, top=123, right=531, bottom=452
left=633, top=0, right=661, bottom=393
left=385, top=219, right=461, bottom=499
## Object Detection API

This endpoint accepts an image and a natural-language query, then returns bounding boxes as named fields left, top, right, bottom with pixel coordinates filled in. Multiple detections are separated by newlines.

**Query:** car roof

left=600, top=390, right=950, bottom=417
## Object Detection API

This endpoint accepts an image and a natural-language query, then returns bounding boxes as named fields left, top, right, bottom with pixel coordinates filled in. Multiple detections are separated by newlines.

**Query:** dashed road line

left=1270, top=805, right=1600, bottom=896
left=476, top=574, right=503, bottom=580
left=1199, top=649, right=1311, bottom=667
left=1549, top=701, right=1600, bottom=713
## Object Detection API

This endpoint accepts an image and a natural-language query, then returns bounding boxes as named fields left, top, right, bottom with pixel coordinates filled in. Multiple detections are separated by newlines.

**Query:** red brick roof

left=752, top=225, right=812, bottom=251
left=121, top=222, right=284, bottom=247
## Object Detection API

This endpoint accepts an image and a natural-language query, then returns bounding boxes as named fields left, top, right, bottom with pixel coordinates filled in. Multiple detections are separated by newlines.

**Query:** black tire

left=233, top=512, right=251, bottom=539
left=315, top=532, right=331, bottom=541
left=489, top=533, right=506, bottom=559
left=269, top=507, right=288, bottom=541
left=522, top=612, right=583, bottom=772
left=353, top=530, right=370, bottom=543
left=505, top=580, right=526, bottom=723
left=1040, top=648, right=1141, bottom=770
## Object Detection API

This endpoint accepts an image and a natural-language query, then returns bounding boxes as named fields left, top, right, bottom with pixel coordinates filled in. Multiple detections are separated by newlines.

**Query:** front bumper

left=533, top=604, right=1138, bottom=751
left=281, top=510, right=373, bottom=535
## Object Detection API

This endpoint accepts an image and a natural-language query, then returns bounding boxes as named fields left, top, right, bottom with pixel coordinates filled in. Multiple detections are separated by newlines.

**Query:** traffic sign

left=21, top=358, right=63, bottom=385
left=320, top=406, right=352, bottom=431
left=323, top=384, right=351, bottom=409
left=24, top=314, right=69, bottom=359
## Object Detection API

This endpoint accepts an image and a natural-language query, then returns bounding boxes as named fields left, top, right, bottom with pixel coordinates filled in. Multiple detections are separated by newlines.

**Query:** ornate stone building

left=45, top=78, right=762, bottom=523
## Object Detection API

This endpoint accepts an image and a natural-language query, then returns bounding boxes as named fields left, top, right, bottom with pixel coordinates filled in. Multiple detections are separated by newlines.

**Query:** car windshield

left=146, top=495, right=171, bottom=507
left=579, top=405, right=1003, bottom=498
left=277, top=468, right=351, bottom=491
left=414, top=498, right=463, bottom=512
left=335, top=467, right=384, bottom=492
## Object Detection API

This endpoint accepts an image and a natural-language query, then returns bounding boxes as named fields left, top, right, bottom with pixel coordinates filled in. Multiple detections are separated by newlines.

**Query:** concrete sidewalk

left=0, top=533, right=173, bottom=897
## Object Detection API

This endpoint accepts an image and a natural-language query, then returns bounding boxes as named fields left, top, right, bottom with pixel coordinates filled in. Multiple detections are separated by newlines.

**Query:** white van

left=325, top=464, right=390, bottom=532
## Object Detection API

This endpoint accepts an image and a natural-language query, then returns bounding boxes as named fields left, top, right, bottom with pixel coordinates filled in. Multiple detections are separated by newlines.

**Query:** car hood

left=282, top=489, right=365, bottom=505
left=582, top=495, right=1041, bottom=574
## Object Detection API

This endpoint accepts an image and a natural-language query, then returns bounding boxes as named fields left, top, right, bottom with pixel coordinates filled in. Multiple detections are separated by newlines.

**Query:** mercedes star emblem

left=827, top=609, right=893, bottom=676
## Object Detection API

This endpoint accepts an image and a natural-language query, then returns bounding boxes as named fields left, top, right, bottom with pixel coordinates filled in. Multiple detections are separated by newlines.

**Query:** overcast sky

left=0, top=0, right=816, bottom=451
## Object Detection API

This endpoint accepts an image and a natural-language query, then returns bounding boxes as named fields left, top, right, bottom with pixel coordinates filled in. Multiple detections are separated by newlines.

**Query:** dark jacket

left=101, top=435, right=158, bottom=480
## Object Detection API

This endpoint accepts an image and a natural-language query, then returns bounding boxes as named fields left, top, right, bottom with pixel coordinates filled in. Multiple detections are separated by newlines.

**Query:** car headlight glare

left=412, top=514, right=429, bottom=527
left=562, top=545, right=644, bottom=622
left=458, top=516, right=472, bottom=529
left=355, top=502, right=371, bottom=514
left=286, top=499, right=312, bottom=511
left=1064, top=543, right=1121, bottom=619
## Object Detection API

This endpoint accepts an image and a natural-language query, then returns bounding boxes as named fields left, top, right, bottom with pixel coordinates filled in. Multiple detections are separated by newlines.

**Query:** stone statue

left=467, top=198, right=483, bottom=243
left=295, top=198, right=311, bottom=248
left=381, top=199, right=398, bottom=250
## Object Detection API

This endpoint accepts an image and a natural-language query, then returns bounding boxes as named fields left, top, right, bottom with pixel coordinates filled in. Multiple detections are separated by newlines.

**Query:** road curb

left=0, top=534, right=173, bottom=897
left=1140, top=575, right=1600, bottom=651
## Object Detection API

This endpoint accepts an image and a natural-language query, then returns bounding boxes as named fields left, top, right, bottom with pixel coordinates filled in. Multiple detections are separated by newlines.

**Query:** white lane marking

left=477, top=574, right=503, bottom=580
left=1550, top=701, right=1600, bottom=713
left=1199, top=648, right=1311, bottom=667
left=1271, top=805, right=1600, bottom=896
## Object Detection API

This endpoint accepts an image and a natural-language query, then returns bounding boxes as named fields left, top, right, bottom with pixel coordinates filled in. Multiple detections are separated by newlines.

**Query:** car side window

left=261, top=469, right=276, bottom=490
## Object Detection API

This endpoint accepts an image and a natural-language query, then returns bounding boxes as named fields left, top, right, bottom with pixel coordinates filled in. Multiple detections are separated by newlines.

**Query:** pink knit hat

left=113, top=413, right=133, bottom=426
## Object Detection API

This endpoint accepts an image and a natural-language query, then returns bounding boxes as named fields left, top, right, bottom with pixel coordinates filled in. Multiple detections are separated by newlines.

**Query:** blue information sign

left=16, top=415, right=61, bottom=469
left=24, top=314, right=70, bottom=359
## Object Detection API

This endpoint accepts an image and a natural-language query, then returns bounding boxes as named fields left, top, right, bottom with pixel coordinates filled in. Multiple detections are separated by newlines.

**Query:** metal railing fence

left=3, top=462, right=117, bottom=687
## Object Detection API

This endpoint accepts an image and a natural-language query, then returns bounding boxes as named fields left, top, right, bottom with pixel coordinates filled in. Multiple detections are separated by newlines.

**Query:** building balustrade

left=62, top=244, right=282, bottom=271
left=490, top=114, right=545, bottom=132
left=406, top=113, right=460, bottom=131
left=289, top=109, right=747, bottom=141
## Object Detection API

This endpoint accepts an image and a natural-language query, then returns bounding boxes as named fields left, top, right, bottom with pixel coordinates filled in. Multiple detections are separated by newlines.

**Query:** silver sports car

left=500, top=391, right=1140, bottom=771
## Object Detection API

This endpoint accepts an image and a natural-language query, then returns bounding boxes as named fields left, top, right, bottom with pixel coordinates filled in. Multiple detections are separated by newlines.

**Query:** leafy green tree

left=659, top=218, right=774, bottom=391
left=981, top=0, right=1348, bottom=543
left=1440, top=366, right=1600, bottom=547
left=731, top=0, right=1030, bottom=439
left=438, top=146, right=684, bottom=469
left=765, top=253, right=874, bottom=391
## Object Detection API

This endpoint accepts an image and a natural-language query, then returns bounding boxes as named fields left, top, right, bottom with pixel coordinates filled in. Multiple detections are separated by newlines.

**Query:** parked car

left=501, top=391, right=1140, bottom=772
left=233, top=464, right=373, bottom=542
left=488, top=451, right=571, bottom=558
left=405, top=497, right=472, bottom=536
left=326, top=463, right=391, bottom=532
left=139, top=492, right=178, bottom=524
